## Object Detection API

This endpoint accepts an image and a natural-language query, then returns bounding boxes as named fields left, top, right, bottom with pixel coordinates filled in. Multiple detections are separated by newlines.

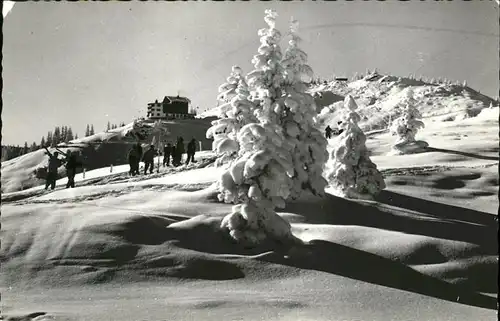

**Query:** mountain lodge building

left=146, top=95, right=195, bottom=120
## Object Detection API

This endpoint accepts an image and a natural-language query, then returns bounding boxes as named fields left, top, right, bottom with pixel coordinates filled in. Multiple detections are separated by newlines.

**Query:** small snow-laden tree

left=215, top=66, right=242, bottom=118
left=389, top=87, right=425, bottom=145
left=280, top=18, right=328, bottom=199
left=326, top=95, right=385, bottom=199
left=206, top=67, right=257, bottom=166
left=218, top=9, right=295, bottom=245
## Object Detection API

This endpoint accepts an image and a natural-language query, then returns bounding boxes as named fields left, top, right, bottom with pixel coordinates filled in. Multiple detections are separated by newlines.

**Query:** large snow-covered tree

left=326, top=95, right=385, bottom=199
left=280, top=18, right=328, bottom=199
left=389, top=88, right=426, bottom=152
left=217, top=9, right=295, bottom=245
left=212, top=11, right=329, bottom=246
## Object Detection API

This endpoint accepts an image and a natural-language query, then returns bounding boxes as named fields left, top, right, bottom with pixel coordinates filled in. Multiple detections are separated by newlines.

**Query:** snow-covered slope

left=1, top=73, right=498, bottom=321
left=1, top=118, right=214, bottom=193
left=1, top=95, right=498, bottom=320
left=311, top=74, right=497, bottom=133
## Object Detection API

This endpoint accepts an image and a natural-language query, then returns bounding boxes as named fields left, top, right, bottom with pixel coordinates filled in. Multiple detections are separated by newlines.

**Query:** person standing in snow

left=62, top=150, right=83, bottom=188
left=134, top=142, right=143, bottom=175
left=128, top=146, right=138, bottom=176
left=142, top=145, right=157, bottom=174
left=163, top=143, right=172, bottom=167
left=174, top=136, right=185, bottom=166
left=171, top=145, right=176, bottom=166
left=325, top=125, right=332, bottom=139
left=44, top=147, right=65, bottom=190
left=185, top=138, right=197, bottom=165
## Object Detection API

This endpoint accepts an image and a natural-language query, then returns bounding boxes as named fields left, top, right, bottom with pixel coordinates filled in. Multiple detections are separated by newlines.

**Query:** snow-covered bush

left=389, top=88, right=425, bottom=148
left=326, top=95, right=385, bottom=199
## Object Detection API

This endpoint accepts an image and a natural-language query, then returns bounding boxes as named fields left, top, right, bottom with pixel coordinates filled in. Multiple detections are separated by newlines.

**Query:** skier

left=185, top=138, right=197, bottom=165
left=54, top=149, right=83, bottom=188
left=325, top=126, right=333, bottom=139
left=163, top=143, right=172, bottom=167
left=174, top=137, right=185, bottom=166
left=63, top=150, right=83, bottom=188
left=44, top=147, right=65, bottom=190
left=171, top=145, right=176, bottom=166
left=128, top=146, right=138, bottom=176
left=134, top=142, right=143, bottom=175
left=142, top=145, right=157, bottom=174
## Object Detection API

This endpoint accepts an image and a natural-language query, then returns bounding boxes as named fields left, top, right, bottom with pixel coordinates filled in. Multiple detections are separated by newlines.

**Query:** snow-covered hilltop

left=311, top=71, right=497, bottom=133
left=200, top=70, right=498, bottom=146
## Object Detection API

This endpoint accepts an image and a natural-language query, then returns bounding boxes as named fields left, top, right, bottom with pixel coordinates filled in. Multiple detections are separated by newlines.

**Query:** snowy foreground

left=1, top=109, right=498, bottom=321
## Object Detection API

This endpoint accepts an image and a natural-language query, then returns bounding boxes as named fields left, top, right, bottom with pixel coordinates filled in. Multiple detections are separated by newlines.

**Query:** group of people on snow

left=44, top=147, right=83, bottom=190
left=41, top=136, right=200, bottom=191
left=324, top=121, right=344, bottom=139
left=128, top=137, right=198, bottom=176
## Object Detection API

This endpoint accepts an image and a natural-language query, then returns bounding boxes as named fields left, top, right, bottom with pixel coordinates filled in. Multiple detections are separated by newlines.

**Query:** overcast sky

left=3, top=1, right=498, bottom=145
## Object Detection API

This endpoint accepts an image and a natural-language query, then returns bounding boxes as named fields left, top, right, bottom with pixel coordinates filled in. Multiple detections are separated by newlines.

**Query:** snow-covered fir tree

left=206, top=66, right=257, bottom=166
left=326, top=95, right=385, bottom=199
left=280, top=18, right=328, bottom=199
left=389, top=87, right=426, bottom=152
left=216, top=9, right=296, bottom=245
left=46, top=132, right=53, bottom=146
left=215, top=66, right=241, bottom=117
left=66, top=127, right=74, bottom=142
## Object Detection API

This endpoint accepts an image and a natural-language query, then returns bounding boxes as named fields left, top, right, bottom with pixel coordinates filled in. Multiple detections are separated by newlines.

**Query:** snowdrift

left=1, top=158, right=497, bottom=320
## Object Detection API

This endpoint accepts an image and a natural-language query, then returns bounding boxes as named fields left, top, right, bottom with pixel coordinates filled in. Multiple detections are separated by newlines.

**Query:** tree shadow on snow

left=284, top=193, right=497, bottom=253
left=424, top=146, right=499, bottom=161
left=377, top=190, right=497, bottom=226
left=259, top=240, right=497, bottom=310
